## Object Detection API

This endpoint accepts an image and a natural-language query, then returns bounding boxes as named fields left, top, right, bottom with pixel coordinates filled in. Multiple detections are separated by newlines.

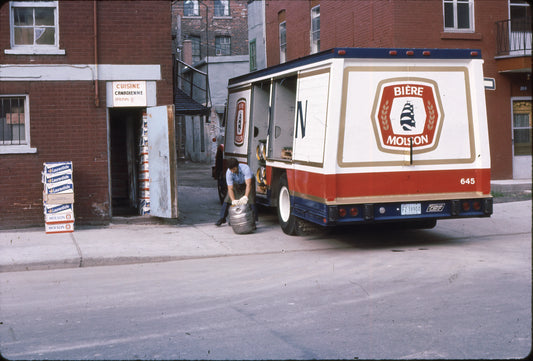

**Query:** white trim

left=4, top=47, right=65, bottom=55
left=0, top=64, right=162, bottom=81
left=0, top=145, right=37, bottom=154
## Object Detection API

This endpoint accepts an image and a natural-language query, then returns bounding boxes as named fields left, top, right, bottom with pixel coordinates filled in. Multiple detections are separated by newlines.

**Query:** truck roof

left=228, top=47, right=482, bottom=86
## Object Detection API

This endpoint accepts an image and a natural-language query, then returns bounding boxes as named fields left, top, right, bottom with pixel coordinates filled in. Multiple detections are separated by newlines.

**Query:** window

left=279, top=21, right=286, bottom=63
left=249, top=39, right=257, bottom=71
left=190, top=35, right=201, bottom=64
left=310, top=5, right=320, bottom=54
left=443, top=0, right=474, bottom=32
left=215, top=36, right=231, bottom=56
left=513, top=100, right=532, bottom=156
left=6, top=1, right=64, bottom=55
left=0, top=95, right=36, bottom=154
left=509, top=1, right=531, bottom=54
left=214, top=0, right=230, bottom=17
left=184, top=0, right=199, bottom=17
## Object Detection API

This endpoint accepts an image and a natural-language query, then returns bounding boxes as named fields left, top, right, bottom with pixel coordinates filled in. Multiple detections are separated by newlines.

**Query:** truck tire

left=217, top=172, right=227, bottom=204
left=277, top=174, right=298, bottom=235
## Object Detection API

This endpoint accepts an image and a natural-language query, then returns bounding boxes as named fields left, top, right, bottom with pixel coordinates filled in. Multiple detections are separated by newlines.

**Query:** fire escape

left=173, top=58, right=211, bottom=158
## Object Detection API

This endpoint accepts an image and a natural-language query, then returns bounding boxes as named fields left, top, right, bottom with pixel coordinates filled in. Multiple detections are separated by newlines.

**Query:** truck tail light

left=338, top=208, right=347, bottom=218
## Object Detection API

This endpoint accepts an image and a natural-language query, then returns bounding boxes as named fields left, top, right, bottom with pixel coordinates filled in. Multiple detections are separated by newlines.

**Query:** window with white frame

left=0, top=95, right=36, bottom=153
left=6, top=1, right=64, bottom=55
left=279, top=21, right=286, bottom=63
left=214, top=0, right=230, bottom=17
left=184, top=0, right=199, bottom=17
left=310, top=5, right=320, bottom=54
left=443, top=0, right=474, bottom=31
left=215, top=36, right=231, bottom=56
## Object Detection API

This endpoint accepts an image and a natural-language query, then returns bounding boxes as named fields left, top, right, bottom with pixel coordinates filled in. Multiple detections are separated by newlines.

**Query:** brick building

left=0, top=0, right=174, bottom=228
left=263, top=0, right=531, bottom=180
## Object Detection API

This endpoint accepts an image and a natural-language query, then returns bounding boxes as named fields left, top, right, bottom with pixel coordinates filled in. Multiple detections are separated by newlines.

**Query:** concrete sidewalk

left=0, top=199, right=531, bottom=273
left=491, top=178, right=531, bottom=194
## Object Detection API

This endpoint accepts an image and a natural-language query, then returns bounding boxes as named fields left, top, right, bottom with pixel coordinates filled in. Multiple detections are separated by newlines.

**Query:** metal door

left=147, top=105, right=179, bottom=218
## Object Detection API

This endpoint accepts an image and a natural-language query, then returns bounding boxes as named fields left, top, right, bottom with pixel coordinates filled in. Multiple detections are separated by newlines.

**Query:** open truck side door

left=147, top=105, right=179, bottom=218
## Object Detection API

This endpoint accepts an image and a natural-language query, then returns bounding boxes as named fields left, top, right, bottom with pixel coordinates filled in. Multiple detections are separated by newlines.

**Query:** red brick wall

left=264, top=0, right=527, bottom=180
left=0, top=1, right=173, bottom=228
left=175, top=0, right=248, bottom=58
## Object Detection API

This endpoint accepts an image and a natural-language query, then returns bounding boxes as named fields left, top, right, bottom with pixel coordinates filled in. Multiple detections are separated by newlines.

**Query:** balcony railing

left=496, top=18, right=532, bottom=56
left=174, top=58, right=211, bottom=115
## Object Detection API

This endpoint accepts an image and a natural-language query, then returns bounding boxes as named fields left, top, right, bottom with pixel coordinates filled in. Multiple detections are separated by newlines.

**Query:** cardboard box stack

left=42, top=161, right=75, bottom=234
left=138, top=113, right=150, bottom=215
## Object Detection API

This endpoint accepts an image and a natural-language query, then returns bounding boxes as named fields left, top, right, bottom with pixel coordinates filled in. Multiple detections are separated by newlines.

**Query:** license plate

left=401, top=203, right=421, bottom=215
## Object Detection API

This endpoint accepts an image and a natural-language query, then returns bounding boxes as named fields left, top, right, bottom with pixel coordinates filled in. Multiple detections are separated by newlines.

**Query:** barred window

left=0, top=95, right=35, bottom=153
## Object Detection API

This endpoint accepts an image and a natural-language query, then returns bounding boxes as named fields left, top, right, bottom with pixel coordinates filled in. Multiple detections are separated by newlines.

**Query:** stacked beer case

left=42, top=161, right=75, bottom=234
left=138, top=113, right=150, bottom=215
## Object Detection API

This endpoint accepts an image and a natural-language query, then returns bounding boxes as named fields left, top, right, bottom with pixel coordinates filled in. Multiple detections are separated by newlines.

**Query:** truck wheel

left=217, top=172, right=227, bottom=204
left=277, top=174, right=298, bottom=235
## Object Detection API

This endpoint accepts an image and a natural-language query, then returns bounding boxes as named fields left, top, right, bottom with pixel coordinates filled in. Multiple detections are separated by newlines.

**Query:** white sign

left=484, top=77, right=496, bottom=90
left=113, top=81, right=147, bottom=107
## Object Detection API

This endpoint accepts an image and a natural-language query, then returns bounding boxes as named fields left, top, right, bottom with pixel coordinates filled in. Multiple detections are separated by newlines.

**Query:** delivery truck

left=214, top=48, right=493, bottom=235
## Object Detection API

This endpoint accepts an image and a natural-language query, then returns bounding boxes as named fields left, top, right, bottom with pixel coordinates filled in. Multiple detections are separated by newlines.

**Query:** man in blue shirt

left=215, top=158, right=257, bottom=227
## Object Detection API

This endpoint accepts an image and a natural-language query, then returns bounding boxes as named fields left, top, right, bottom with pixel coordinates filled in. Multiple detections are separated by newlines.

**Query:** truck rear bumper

left=293, top=196, right=493, bottom=227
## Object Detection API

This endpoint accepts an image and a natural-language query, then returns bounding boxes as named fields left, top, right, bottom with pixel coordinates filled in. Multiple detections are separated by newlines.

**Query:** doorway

left=109, top=107, right=145, bottom=216
left=511, top=98, right=532, bottom=179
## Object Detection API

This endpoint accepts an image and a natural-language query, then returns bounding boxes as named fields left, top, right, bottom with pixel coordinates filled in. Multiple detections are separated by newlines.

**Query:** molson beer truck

left=216, top=48, right=492, bottom=235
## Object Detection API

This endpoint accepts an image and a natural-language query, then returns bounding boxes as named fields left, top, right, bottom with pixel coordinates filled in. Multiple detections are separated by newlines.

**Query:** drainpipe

left=93, top=0, right=100, bottom=107
left=198, top=0, right=209, bottom=108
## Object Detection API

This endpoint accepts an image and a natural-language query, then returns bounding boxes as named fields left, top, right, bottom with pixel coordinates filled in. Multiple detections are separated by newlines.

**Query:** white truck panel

left=340, top=63, right=476, bottom=167
left=292, top=68, right=330, bottom=164
left=225, top=88, right=252, bottom=158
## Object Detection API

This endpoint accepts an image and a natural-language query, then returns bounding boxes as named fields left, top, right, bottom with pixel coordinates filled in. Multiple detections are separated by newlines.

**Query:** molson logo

left=371, top=78, right=444, bottom=154
left=234, top=98, right=246, bottom=147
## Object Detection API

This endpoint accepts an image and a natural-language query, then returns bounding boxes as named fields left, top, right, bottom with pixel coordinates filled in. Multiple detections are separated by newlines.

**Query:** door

left=147, top=105, right=179, bottom=218
left=512, top=98, right=532, bottom=179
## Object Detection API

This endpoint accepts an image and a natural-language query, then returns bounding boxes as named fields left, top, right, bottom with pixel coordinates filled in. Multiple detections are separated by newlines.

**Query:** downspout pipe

left=94, top=0, right=100, bottom=107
